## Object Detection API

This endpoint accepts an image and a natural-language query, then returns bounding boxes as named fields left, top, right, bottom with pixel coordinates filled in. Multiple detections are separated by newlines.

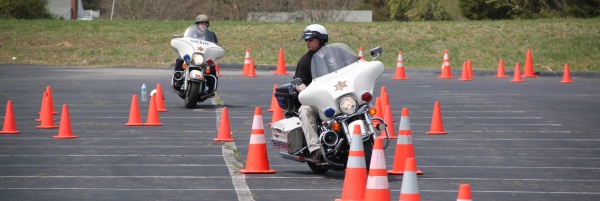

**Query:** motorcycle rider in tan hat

left=172, top=14, right=219, bottom=97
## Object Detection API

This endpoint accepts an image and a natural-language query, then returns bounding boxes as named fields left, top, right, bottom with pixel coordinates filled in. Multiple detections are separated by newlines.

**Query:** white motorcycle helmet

left=300, top=24, right=329, bottom=44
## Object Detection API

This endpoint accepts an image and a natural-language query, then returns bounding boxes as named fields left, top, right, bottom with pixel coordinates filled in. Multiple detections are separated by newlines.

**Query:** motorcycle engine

left=321, top=130, right=338, bottom=147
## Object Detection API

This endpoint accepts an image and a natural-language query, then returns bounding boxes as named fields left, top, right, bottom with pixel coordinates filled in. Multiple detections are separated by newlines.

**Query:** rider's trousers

left=299, top=105, right=321, bottom=153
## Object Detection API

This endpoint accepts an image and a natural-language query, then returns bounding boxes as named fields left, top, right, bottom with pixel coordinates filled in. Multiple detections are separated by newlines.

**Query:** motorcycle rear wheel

left=184, top=82, right=200, bottom=108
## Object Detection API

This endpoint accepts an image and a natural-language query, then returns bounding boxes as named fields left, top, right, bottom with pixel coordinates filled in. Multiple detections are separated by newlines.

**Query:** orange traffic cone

left=392, top=51, right=409, bottom=80
left=214, top=107, right=234, bottom=142
left=458, top=61, right=471, bottom=81
left=398, top=158, right=421, bottom=201
left=397, top=108, right=412, bottom=136
left=45, top=86, right=58, bottom=115
left=523, top=49, right=538, bottom=78
left=247, top=58, right=257, bottom=77
left=36, top=87, right=57, bottom=121
left=144, top=95, right=163, bottom=126
left=380, top=86, right=388, bottom=97
left=240, top=107, right=276, bottom=174
left=560, top=63, right=573, bottom=83
left=379, top=88, right=390, bottom=115
left=126, top=95, right=143, bottom=126
left=426, top=101, right=447, bottom=135
left=274, top=48, right=289, bottom=75
left=373, top=97, right=383, bottom=120
left=37, top=92, right=58, bottom=129
left=467, top=59, right=475, bottom=78
left=336, top=124, right=368, bottom=201
left=380, top=105, right=397, bottom=139
left=35, top=92, right=45, bottom=122
left=379, top=89, right=394, bottom=122
left=364, top=137, right=390, bottom=201
left=511, top=62, right=524, bottom=82
left=1, top=100, right=19, bottom=134
left=494, top=59, right=507, bottom=78
left=268, top=84, right=278, bottom=112
left=438, top=50, right=454, bottom=79
left=382, top=93, right=394, bottom=121
left=53, top=104, right=77, bottom=139
left=215, top=63, right=223, bottom=76
left=372, top=98, right=384, bottom=127
left=358, top=46, right=364, bottom=59
left=269, top=103, right=283, bottom=126
left=242, top=48, right=251, bottom=76
left=389, top=108, right=423, bottom=175
left=456, top=184, right=472, bottom=201
left=155, top=84, right=167, bottom=112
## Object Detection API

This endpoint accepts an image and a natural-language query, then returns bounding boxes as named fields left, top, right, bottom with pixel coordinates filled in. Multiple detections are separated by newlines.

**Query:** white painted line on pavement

left=213, top=98, right=254, bottom=201
left=2, top=187, right=594, bottom=195
left=0, top=146, right=221, bottom=148
left=0, top=164, right=228, bottom=167
left=415, top=156, right=600, bottom=160
left=222, top=143, right=254, bottom=201
left=2, top=176, right=595, bottom=183
left=0, top=154, right=222, bottom=157
left=415, top=138, right=599, bottom=141
left=419, top=166, right=600, bottom=170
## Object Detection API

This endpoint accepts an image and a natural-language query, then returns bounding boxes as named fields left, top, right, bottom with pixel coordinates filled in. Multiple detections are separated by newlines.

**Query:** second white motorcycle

left=270, top=43, right=391, bottom=174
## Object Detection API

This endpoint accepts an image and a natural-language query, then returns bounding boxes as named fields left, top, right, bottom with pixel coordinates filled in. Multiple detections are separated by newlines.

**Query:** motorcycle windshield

left=310, top=43, right=359, bottom=79
left=183, top=25, right=218, bottom=43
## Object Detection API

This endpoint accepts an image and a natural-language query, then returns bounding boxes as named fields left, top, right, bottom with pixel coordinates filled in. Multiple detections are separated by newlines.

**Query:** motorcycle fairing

left=298, top=61, right=384, bottom=120
left=170, top=37, right=225, bottom=62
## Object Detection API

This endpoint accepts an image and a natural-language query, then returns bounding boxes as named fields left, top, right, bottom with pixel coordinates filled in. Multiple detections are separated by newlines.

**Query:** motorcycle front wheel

left=307, top=162, right=328, bottom=174
left=363, top=138, right=374, bottom=172
left=184, top=82, right=200, bottom=108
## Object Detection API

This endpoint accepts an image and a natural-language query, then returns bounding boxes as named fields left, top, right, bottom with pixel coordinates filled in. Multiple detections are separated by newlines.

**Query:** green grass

left=1, top=18, right=599, bottom=72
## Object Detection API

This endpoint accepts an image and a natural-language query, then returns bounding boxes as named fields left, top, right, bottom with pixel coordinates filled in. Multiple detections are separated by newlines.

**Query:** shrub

left=0, top=0, right=52, bottom=19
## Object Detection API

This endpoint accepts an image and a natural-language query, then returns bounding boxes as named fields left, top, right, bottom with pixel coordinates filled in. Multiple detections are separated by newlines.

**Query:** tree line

left=1, top=0, right=598, bottom=20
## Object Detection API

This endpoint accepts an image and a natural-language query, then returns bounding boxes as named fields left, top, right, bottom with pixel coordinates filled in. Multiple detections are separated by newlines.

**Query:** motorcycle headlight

left=192, top=54, right=204, bottom=65
left=339, top=95, right=357, bottom=115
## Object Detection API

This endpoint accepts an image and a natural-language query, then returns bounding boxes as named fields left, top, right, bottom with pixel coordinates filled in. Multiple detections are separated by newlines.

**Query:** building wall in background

left=247, top=10, right=373, bottom=22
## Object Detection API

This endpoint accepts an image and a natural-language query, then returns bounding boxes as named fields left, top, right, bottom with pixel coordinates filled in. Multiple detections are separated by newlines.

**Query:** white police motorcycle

left=170, top=28, right=224, bottom=108
left=270, top=43, right=390, bottom=173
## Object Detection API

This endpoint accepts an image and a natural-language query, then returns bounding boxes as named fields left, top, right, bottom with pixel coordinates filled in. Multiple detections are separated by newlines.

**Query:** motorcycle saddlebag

left=271, top=117, right=305, bottom=154
left=274, top=83, right=301, bottom=112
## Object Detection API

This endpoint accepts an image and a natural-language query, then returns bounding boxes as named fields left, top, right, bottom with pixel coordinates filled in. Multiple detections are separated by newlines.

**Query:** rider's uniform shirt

left=294, top=50, right=317, bottom=86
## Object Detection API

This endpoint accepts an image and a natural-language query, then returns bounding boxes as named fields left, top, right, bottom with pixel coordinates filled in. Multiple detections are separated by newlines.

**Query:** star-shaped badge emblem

left=197, top=47, right=204, bottom=51
left=334, top=81, right=347, bottom=91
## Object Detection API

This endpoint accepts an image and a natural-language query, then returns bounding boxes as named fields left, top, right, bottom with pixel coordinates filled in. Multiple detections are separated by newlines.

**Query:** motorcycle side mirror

left=172, top=35, right=181, bottom=39
left=291, top=78, right=303, bottom=87
left=370, top=47, right=382, bottom=59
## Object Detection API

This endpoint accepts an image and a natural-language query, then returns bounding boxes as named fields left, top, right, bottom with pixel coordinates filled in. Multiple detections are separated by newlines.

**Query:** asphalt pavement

left=0, top=64, right=599, bottom=201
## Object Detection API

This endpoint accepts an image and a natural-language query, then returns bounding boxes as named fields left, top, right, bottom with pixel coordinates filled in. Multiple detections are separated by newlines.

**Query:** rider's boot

left=310, top=150, right=322, bottom=163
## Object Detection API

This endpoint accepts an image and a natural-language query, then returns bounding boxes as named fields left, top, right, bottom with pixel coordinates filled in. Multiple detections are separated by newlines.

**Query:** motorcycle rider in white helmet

left=294, top=24, right=331, bottom=162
